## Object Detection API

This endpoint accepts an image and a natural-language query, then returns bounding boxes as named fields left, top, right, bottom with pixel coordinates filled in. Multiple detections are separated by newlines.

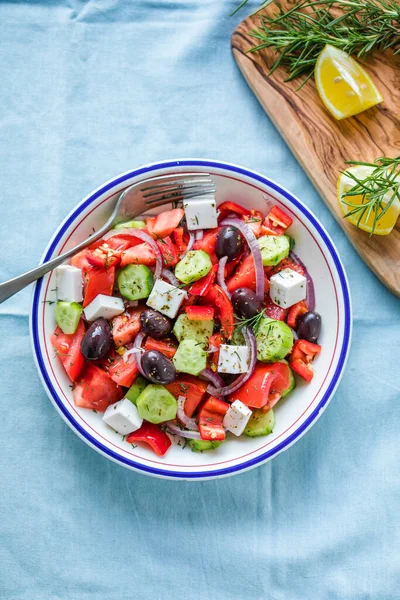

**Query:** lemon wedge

left=337, top=166, right=400, bottom=235
left=315, top=45, right=383, bottom=120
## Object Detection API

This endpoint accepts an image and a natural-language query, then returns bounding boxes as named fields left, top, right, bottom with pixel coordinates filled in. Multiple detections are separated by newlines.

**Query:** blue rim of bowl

left=31, top=159, right=352, bottom=479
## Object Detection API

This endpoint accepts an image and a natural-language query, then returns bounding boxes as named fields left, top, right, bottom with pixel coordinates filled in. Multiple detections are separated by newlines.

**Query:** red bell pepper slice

left=203, top=284, right=234, bottom=339
left=262, top=206, right=293, bottom=235
left=156, top=235, right=179, bottom=267
left=185, top=305, right=215, bottom=321
left=173, top=227, right=187, bottom=256
left=218, top=201, right=251, bottom=219
left=287, top=301, right=308, bottom=329
left=126, top=422, right=172, bottom=456
left=290, top=339, right=321, bottom=382
left=188, top=264, right=218, bottom=296
left=144, top=337, right=177, bottom=359
left=229, top=362, right=292, bottom=409
left=198, top=396, right=230, bottom=441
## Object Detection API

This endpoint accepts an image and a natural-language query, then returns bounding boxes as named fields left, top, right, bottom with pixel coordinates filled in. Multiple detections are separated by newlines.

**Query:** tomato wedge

left=271, top=258, right=305, bottom=277
left=165, top=376, right=208, bottom=417
left=207, top=332, right=224, bottom=371
left=156, top=236, right=178, bottom=267
left=264, top=297, right=288, bottom=321
left=120, top=243, right=156, bottom=267
left=82, top=266, right=115, bottom=308
left=227, top=255, right=270, bottom=295
left=108, top=354, right=139, bottom=388
left=126, top=422, right=171, bottom=456
left=173, top=228, right=187, bottom=256
left=192, top=228, right=221, bottom=264
left=203, top=284, right=234, bottom=339
left=198, top=397, right=229, bottom=441
left=51, top=320, right=86, bottom=382
left=112, top=308, right=144, bottom=348
left=153, top=208, right=184, bottom=238
left=73, top=364, right=123, bottom=412
left=243, top=210, right=263, bottom=237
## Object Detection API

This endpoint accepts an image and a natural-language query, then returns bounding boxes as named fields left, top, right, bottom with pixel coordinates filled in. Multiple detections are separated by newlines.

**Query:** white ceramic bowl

left=30, top=159, right=352, bottom=480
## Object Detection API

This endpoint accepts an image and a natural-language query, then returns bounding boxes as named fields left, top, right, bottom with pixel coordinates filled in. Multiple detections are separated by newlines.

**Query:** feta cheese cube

left=84, top=294, right=124, bottom=321
left=103, top=398, right=143, bottom=435
left=55, top=265, right=83, bottom=303
left=217, top=345, right=250, bottom=374
left=269, top=268, right=307, bottom=309
left=183, top=196, right=218, bottom=231
left=146, top=279, right=187, bottom=319
left=223, top=400, right=252, bottom=437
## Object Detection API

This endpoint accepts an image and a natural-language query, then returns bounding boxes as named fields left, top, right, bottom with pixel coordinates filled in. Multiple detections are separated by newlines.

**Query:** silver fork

left=0, top=172, right=215, bottom=303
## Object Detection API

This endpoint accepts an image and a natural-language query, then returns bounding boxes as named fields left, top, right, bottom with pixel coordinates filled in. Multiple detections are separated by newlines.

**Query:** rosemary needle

left=236, top=0, right=400, bottom=86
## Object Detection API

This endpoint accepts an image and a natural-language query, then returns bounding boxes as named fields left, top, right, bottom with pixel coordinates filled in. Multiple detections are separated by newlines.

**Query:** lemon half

left=315, top=45, right=383, bottom=120
left=337, top=166, right=400, bottom=236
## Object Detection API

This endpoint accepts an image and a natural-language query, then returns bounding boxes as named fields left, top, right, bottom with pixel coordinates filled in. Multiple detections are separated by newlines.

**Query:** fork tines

left=143, top=175, right=215, bottom=205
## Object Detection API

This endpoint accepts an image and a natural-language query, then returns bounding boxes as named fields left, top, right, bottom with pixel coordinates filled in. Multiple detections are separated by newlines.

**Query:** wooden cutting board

left=231, top=2, right=400, bottom=296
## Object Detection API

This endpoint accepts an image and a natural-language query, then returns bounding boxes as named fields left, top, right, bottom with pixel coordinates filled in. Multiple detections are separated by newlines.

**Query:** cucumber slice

left=280, top=360, right=296, bottom=398
left=244, top=408, right=275, bottom=437
left=118, top=264, right=154, bottom=300
left=172, top=339, right=207, bottom=376
left=136, top=384, right=177, bottom=424
left=55, top=301, right=82, bottom=335
left=125, top=376, right=147, bottom=405
left=113, top=220, right=146, bottom=229
left=173, top=314, right=214, bottom=346
left=189, top=439, right=221, bottom=452
left=258, top=235, right=290, bottom=266
left=175, top=250, right=212, bottom=284
left=256, top=316, right=294, bottom=362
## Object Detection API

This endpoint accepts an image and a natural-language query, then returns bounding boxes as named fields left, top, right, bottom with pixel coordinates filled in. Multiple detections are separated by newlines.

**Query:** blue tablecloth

left=1, top=1, right=399, bottom=598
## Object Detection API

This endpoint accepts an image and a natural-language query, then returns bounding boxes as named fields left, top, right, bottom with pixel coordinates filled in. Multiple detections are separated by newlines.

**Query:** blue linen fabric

left=0, top=1, right=399, bottom=598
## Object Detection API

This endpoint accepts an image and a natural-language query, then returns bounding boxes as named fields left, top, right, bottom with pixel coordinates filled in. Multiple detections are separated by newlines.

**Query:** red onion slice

left=177, top=396, right=198, bottom=431
left=161, top=268, right=178, bottom=287
left=133, top=331, right=147, bottom=378
left=123, top=346, right=142, bottom=364
left=217, top=256, right=231, bottom=299
left=204, top=326, right=257, bottom=397
left=289, top=252, right=315, bottom=311
left=103, top=228, right=162, bottom=280
left=220, top=218, right=264, bottom=302
left=181, top=231, right=195, bottom=258
left=165, top=422, right=202, bottom=440
left=200, top=368, right=226, bottom=391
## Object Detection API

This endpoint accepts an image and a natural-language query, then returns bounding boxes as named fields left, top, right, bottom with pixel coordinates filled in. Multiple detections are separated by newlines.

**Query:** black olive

left=140, top=309, right=172, bottom=339
left=297, top=311, right=322, bottom=343
left=231, top=287, right=262, bottom=319
left=140, top=350, right=176, bottom=384
left=81, top=318, right=112, bottom=361
left=216, top=226, right=243, bottom=260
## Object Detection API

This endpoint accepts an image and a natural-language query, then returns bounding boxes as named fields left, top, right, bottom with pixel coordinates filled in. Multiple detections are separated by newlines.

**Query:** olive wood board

left=231, top=1, right=400, bottom=296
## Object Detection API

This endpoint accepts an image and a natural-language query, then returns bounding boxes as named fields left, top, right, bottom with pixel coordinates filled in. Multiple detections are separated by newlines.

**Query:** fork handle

left=0, top=227, right=107, bottom=304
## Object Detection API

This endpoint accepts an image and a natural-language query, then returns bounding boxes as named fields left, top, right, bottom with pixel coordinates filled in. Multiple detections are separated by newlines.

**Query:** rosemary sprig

left=341, top=156, right=400, bottom=236
left=242, top=0, right=400, bottom=86
left=235, top=308, right=266, bottom=333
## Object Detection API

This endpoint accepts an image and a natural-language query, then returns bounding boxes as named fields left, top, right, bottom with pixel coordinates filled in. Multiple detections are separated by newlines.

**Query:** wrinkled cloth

left=0, top=1, right=399, bottom=599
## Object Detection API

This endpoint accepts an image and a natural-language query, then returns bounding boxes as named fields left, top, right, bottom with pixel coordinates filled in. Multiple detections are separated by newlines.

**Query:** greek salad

left=50, top=198, right=322, bottom=456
